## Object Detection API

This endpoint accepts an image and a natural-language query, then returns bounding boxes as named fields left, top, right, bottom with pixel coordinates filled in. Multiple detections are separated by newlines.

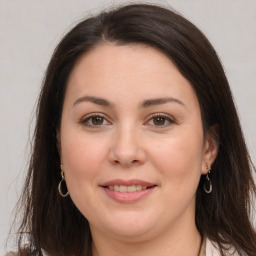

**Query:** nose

left=108, top=125, right=146, bottom=167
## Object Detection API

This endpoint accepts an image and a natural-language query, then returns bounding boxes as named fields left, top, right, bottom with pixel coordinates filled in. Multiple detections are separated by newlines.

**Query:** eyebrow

left=73, top=96, right=114, bottom=107
left=140, top=97, right=185, bottom=108
left=73, top=96, right=185, bottom=108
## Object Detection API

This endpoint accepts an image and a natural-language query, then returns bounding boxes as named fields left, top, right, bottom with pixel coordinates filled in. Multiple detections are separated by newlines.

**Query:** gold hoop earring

left=58, top=170, right=69, bottom=197
left=204, top=164, right=212, bottom=193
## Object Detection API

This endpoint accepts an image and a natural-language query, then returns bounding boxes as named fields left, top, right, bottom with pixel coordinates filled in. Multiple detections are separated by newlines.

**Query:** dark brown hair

left=14, top=3, right=256, bottom=256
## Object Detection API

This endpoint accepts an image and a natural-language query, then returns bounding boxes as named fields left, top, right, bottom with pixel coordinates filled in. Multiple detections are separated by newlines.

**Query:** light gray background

left=0, top=0, right=255, bottom=254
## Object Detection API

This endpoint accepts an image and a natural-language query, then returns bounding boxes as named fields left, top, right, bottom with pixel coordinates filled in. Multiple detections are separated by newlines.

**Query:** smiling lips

left=108, top=184, right=149, bottom=193
left=101, top=179, right=157, bottom=202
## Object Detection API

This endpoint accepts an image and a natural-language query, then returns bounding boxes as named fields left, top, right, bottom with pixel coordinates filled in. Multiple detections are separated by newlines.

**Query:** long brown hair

left=14, top=4, right=256, bottom=256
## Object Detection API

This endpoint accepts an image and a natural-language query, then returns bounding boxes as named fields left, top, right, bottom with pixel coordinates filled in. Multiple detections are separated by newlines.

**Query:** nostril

left=112, top=159, right=139, bottom=166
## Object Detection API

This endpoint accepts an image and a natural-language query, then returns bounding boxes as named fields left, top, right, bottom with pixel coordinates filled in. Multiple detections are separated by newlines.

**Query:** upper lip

left=100, top=179, right=156, bottom=187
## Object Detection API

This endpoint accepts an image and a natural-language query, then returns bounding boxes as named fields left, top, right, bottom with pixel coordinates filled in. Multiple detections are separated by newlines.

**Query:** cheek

left=149, top=133, right=204, bottom=188
left=60, top=133, right=109, bottom=215
left=60, top=131, right=108, bottom=183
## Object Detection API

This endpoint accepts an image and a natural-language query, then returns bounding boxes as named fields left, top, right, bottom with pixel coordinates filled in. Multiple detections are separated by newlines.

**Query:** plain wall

left=0, top=0, right=255, bottom=254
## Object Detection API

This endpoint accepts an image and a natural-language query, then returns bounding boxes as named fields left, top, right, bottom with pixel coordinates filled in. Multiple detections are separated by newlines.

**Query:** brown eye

left=146, top=114, right=174, bottom=128
left=91, top=116, right=104, bottom=125
left=153, top=116, right=166, bottom=126
left=82, top=114, right=111, bottom=128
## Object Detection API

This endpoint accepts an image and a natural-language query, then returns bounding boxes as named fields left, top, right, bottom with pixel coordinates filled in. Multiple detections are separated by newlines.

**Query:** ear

left=201, top=125, right=219, bottom=175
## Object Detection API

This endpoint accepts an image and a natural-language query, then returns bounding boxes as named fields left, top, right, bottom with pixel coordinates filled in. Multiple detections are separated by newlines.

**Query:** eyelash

left=145, top=113, right=175, bottom=128
left=80, top=113, right=175, bottom=128
left=81, top=113, right=111, bottom=128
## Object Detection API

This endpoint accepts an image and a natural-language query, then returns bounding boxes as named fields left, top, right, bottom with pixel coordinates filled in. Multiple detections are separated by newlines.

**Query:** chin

left=106, top=226, right=154, bottom=242
left=95, top=212, right=161, bottom=241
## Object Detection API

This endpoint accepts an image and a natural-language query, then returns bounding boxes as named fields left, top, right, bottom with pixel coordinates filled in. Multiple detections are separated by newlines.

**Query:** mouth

left=104, top=184, right=156, bottom=193
left=100, top=179, right=157, bottom=202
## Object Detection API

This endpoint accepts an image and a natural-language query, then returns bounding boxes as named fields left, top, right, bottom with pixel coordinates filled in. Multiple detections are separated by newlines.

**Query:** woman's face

left=59, top=43, right=217, bottom=242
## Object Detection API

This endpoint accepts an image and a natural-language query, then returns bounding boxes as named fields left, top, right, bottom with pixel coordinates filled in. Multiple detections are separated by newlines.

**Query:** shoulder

left=206, top=238, right=247, bottom=256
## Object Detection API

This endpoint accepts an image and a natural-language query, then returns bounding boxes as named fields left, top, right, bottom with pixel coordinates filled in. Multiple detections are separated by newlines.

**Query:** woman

left=13, top=3, right=256, bottom=256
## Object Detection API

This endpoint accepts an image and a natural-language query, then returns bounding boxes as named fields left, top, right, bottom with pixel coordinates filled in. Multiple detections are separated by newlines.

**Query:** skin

left=58, top=43, right=218, bottom=256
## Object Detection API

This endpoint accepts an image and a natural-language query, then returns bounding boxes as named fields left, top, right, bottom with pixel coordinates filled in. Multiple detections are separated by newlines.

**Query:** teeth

left=128, top=185, right=136, bottom=192
left=114, top=185, right=120, bottom=192
left=120, top=185, right=127, bottom=192
left=136, top=185, right=142, bottom=191
left=107, top=185, right=150, bottom=192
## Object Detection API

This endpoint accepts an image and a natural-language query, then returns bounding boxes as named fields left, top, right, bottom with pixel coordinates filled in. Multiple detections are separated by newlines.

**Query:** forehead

left=71, top=42, right=176, bottom=79
left=65, top=43, right=199, bottom=109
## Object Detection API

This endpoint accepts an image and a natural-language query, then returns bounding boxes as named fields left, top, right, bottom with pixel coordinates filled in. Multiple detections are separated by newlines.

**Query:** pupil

left=92, top=116, right=103, bottom=125
left=154, top=117, right=165, bottom=125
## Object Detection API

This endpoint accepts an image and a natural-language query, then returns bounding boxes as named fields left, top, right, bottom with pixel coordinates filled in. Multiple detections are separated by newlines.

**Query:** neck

left=91, top=220, right=201, bottom=256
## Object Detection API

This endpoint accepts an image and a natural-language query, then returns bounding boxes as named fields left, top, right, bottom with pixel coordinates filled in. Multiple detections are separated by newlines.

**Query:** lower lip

left=102, top=187, right=156, bottom=203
